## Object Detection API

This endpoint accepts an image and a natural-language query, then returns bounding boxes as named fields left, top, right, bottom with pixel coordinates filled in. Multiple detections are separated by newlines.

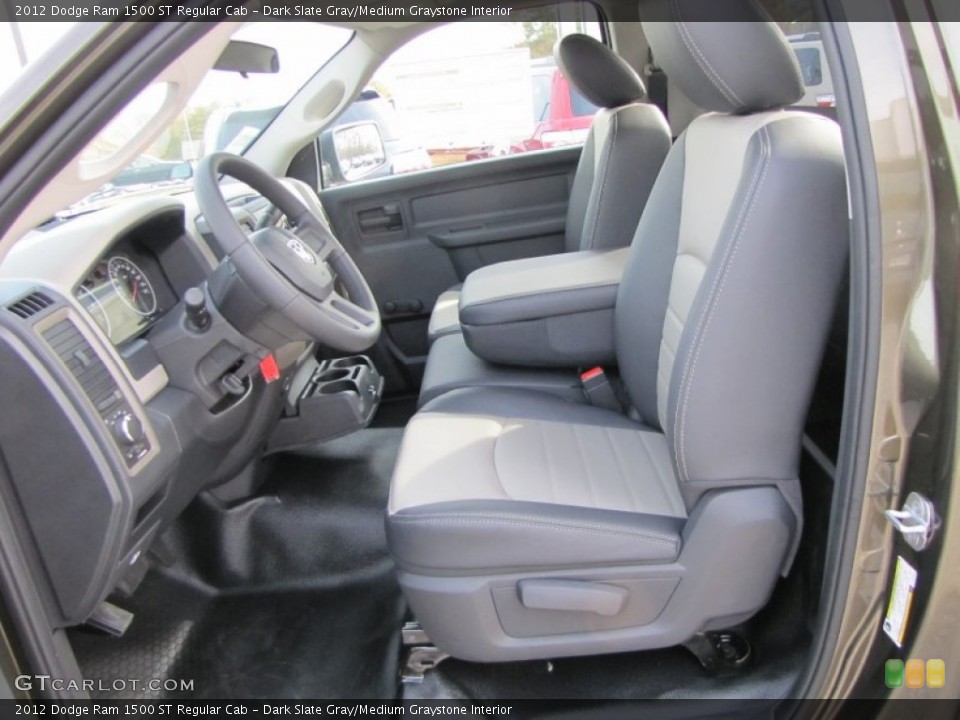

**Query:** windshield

left=64, top=22, right=352, bottom=217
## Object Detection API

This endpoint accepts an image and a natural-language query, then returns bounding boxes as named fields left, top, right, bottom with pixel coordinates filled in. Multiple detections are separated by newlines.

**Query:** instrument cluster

left=75, top=248, right=173, bottom=346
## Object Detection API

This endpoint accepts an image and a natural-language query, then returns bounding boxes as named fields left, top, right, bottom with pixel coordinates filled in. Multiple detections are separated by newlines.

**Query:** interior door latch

left=885, top=492, right=941, bottom=551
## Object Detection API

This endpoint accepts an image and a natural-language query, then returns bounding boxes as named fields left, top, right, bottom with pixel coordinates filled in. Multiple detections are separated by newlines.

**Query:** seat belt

left=646, top=63, right=669, bottom=119
left=580, top=367, right=624, bottom=412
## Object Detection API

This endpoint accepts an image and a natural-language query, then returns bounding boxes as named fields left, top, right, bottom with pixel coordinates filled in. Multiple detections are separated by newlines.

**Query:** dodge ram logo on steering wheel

left=286, top=238, right=317, bottom=265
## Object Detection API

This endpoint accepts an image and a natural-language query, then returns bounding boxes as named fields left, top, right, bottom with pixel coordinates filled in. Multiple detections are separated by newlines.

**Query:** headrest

left=555, top=34, right=647, bottom=109
left=640, top=0, right=804, bottom=114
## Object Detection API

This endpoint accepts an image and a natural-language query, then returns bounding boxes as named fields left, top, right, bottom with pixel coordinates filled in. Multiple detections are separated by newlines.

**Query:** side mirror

left=171, top=161, right=193, bottom=181
left=332, top=122, right=387, bottom=182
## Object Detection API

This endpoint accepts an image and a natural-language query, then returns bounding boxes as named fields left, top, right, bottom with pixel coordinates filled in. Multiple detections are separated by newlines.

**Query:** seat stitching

left=586, top=109, right=620, bottom=251
left=664, top=303, right=685, bottom=327
left=674, top=126, right=770, bottom=481
left=604, top=427, right=641, bottom=512
left=490, top=419, right=510, bottom=499
left=671, top=126, right=768, bottom=481
left=676, top=249, right=710, bottom=267
left=638, top=432, right=684, bottom=517
left=572, top=133, right=597, bottom=249
left=674, top=125, right=772, bottom=483
left=571, top=424, right=598, bottom=507
left=538, top=422, right=557, bottom=504
left=672, top=125, right=768, bottom=479
left=658, top=257, right=702, bottom=428
left=672, top=1, right=743, bottom=110
left=659, top=340, right=677, bottom=370
left=659, top=324, right=681, bottom=388
left=675, top=22, right=742, bottom=109
left=462, top=278, right=621, bottom=307
left=391, top=515, right=679, bottom=547
left=680, top=125, right=773, bottom=471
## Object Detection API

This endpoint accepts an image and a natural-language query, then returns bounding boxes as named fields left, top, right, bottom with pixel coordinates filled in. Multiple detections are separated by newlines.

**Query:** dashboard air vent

left=42, top=319, right=119, bottom=411
left=7, top=291, right=54, bottom=319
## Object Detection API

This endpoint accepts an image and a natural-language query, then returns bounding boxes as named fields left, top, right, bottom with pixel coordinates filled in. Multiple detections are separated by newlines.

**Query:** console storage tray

left=269, top=355, right=383, bottom=452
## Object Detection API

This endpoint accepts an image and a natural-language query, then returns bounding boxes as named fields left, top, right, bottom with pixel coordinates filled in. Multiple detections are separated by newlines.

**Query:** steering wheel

left=195, top=153, right=380, bottom=353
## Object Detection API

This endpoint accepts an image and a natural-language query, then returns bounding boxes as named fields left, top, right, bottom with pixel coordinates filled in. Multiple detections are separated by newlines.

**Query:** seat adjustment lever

left=519, top=579, right=628, bottom=617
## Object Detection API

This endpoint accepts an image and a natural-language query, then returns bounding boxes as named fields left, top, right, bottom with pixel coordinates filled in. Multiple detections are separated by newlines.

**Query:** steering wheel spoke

left=195, top=153, right=381, bottom=353
left=319, top=290, right=379, bottom=331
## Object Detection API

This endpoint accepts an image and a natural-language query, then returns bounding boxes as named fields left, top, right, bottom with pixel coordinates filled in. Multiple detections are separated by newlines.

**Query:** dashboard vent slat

left=7, top=291, right=54, bottom=319
left=41, top=319, right=119, bottom=410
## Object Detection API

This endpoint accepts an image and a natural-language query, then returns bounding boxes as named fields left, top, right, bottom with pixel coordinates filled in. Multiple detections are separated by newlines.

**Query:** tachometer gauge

left=108, top=256, right=157, bottom=316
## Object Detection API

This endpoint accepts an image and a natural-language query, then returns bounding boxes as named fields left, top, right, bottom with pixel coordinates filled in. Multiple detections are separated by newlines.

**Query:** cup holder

left=318, top=379, right=357, bottom=395
left=271, top=354, right=385, bottom=453
left=331, top=356, right=371, bottom=370
left=316, top=368, right=351, bottom=383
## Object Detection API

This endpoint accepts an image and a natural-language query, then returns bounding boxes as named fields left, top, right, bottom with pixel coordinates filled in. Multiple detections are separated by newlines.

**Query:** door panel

left=320, top=145, right=581, bottom=393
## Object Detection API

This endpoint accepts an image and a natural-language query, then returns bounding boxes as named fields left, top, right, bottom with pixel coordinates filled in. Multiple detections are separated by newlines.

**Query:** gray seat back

left=425, top=36, right=670, bottom=344
left=556, top=34, right=672, bottom=252
left=616, top=9, right=848, bottom=511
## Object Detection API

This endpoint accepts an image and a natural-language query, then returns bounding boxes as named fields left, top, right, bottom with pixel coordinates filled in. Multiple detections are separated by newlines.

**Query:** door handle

left=357, top=203, right=403, bottom=233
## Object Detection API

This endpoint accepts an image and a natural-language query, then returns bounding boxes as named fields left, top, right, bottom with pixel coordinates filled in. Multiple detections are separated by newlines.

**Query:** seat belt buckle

left=580, top=367, right=621, bottom=411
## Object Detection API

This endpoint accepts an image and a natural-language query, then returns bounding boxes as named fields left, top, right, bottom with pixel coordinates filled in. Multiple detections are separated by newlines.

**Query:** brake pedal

left=683, top=631, right=752, bottom=675
left=85, top=601, right=134, bottom=638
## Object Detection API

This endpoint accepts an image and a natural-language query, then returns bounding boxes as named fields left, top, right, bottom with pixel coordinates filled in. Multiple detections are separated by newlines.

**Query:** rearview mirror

left=332, top=123, right=387, bottom=182
left=171, top=161, right=193, bottom=181
left=214, top=40, right=280, bottom=75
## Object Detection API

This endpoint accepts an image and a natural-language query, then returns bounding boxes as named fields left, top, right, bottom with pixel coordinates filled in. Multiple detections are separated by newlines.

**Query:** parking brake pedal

left=683, top=631, right=752, bottom=675
left=400, top=621, right=449, bottom=683
left=86, top=601, right=134, bottom=638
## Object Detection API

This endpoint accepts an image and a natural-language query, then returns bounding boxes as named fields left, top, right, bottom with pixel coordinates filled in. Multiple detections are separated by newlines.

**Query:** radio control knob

left=112, top=412, right=144, bottom=445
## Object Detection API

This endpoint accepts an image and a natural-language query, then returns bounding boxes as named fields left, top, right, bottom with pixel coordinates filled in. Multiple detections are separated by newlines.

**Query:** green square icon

left=886, top=659, right=905, bottom=688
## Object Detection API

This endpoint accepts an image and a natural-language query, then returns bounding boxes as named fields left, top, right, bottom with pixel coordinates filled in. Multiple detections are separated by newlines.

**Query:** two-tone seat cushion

left=387, top=388, right=686, bottom=574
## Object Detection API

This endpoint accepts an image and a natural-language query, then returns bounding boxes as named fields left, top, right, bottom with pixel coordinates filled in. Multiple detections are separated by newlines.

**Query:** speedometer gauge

left=108, top=256, right=157, bottom=316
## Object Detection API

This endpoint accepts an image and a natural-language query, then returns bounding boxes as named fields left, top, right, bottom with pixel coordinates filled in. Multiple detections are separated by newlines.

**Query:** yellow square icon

left=927, top=659, right=945, bottom=689
left=906, top=659, right=925, bottom=688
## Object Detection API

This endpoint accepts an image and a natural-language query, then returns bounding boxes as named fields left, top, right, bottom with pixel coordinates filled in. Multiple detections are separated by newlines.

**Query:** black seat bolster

left=387, top=500, right=684, bottom=576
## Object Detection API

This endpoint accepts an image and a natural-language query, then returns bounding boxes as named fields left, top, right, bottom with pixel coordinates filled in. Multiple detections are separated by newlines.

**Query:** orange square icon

left=906, top=659, right=925, bottom=688
left=927, top=659, right=945, bottom=689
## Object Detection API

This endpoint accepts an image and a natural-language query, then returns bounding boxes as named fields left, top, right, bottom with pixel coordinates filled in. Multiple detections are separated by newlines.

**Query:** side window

left=794, top=47, right=823, bottom=86
left=320, top=2, right=604, bottom=188
left=786, top=36, right=835, bottom=108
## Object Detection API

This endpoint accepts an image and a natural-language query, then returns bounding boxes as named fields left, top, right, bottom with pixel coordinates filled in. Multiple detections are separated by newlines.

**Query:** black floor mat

left=69, top=428, right=407, bottom=700
left=404, top=643, right=805, bottom=701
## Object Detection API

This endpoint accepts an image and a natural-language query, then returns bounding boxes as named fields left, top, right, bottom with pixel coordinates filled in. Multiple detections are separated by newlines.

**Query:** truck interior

left=0, top=0, right=886, bottom=703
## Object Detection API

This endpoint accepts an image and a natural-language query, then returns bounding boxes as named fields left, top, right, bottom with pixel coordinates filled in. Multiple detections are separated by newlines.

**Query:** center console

left=418, top=248, right=630, bottom=408
left=269, top=355, right=384, bottom=452
left=459, top=248, right=629, bottom=367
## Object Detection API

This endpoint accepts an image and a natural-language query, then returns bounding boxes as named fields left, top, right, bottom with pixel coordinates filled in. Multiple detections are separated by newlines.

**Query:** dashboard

left=0, top=194, right=307, bottom=630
